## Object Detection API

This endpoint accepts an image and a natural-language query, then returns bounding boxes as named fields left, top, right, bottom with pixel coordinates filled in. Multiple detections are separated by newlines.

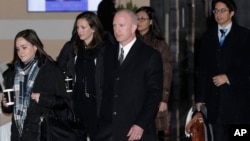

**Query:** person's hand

left=127, top=124, right=144, bottom=141
left=158, top=101, right=168, bottom=112
left=31, top=93, right=40, bottom=103
left=196, top=102, right=204, bottom=111
left=212, top=74, right=229, bottom=87
left=1, top=94, right=8, bottom=107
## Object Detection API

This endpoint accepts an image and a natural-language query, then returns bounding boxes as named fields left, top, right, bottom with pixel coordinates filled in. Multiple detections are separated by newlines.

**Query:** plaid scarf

left=13, top=59, right=39, bottom=135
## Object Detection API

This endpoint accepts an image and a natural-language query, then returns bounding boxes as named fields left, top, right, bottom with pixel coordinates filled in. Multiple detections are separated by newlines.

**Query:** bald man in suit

left=97, top=9, right=163, bottom=141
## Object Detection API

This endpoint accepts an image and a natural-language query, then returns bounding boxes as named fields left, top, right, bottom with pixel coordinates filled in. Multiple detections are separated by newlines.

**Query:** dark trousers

left=212, top=123, right=229, bottom=141
left=95, top=122, right=113, bottom=141
left=74, top=127, right=88, bottom=141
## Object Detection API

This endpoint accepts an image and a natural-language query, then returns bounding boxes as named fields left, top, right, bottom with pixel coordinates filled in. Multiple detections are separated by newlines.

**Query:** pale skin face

left=136, top=11, right=152, bottom=36
left=214, top=2, right=234, bottom=28
left=1, top=37, right=40, bottom=107
left=76, top=18, right=95, bottom=45
left=113, top=11, right=137, bottom=46
left=16, top=37, right=37, bottom=64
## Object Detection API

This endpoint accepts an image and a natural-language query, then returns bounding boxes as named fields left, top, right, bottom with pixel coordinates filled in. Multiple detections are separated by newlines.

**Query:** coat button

left=115, top=77, right=120, bottom=80
left=113, top=112, right=117, bottom=115
left=114, top=95, right=118, bottom=98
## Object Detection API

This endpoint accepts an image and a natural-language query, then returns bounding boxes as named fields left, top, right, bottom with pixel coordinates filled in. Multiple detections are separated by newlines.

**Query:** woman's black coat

left=2, top=59, right=69, bottom=141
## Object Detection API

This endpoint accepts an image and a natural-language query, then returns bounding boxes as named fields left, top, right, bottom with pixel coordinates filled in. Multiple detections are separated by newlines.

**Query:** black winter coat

left=98, top=38, right=163, bottom=141
left=2, top=58, right=70, bottom=141
left=196, top=23, right=250, bottom=124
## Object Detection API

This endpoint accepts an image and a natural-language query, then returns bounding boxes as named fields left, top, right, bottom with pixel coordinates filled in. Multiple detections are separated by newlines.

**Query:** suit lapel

left=119, top=39, right=140, bottom=68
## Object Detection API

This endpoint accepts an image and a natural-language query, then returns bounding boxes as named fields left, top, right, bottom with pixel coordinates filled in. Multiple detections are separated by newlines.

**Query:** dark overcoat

left=138, top=31, right=173, bottom=131
left=195, top=23, right=250, bottom=124
left=2, top=59, right=69, bottom=141
left=99, top=38, right=163, bottom=141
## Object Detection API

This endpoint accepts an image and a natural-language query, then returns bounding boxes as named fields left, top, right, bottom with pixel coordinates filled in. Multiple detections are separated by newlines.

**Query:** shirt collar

left=119, top=37, right=136, bottom=59
left=218, top=22, right=232, bottom=35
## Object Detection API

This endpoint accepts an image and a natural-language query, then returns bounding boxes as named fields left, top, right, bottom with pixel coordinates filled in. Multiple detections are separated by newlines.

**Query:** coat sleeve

left=1, top=66, right=15, bottom=113
left=57, top=41, right=74, bottom=73
left=157, top=40, right=172, bottom=102
left=135, top=50, right=163, bottom=129
left=33, top=62, right=70, bottom=111
left=195, top=33, right=209, bottom=103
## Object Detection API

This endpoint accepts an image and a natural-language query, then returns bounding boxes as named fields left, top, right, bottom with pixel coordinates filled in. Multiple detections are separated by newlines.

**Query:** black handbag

left=40, top=104, right=83, bottom=141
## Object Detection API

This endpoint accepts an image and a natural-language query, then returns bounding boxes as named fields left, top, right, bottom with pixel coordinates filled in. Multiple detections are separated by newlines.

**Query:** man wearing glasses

left=196, top=0, right=250, bottom=141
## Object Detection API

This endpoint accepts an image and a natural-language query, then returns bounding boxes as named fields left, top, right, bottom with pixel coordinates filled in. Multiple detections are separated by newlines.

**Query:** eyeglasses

left=138, top=17, right=150, bottom=22
left=213, top=9, right=230, bottom=14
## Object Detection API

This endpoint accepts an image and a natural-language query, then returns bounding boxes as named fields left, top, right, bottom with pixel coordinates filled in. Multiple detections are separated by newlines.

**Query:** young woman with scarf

left=1, top=29, right=70, bottom=141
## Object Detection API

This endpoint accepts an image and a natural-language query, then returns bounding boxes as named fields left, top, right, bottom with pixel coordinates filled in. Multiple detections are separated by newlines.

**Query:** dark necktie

left=220, top=29, right=227, bottom=46
left=119, top=48, right=124, bottom=65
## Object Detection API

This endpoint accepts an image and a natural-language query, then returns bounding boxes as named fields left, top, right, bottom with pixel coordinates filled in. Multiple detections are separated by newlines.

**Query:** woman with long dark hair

left=1, top=29, right=69, bottom=141
left=136, top=6, right=173, bottom=138
left=57, top=11, right=114, bottom=141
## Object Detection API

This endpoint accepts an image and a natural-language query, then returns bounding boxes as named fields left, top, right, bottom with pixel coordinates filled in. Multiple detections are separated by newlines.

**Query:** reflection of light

left=28, top=0, right=46, bottom=11
left=88, top=0, right=102, bottom=11
left=28, top=0, right=102, bottom=12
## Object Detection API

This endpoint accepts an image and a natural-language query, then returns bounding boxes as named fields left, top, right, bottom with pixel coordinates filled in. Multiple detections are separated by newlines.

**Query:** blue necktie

left=220, top=29, right=227, bottom=46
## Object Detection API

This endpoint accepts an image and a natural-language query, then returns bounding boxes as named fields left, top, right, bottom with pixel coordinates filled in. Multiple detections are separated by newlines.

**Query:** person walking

left=136, top=6, right=173, bottom=138
left=57, top=11, right=114, bottom=141
left=1, top=29, right=70, bottom=141
left=97, top=9, right=163, bottom=141
left=195, top=0, right=250, bottom=141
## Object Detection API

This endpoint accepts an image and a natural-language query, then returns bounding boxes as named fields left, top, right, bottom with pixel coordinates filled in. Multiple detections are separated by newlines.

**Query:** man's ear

left=132, top=24, right=137, bottom=32
left=150, top=19, right=153, bottom=25
left=230, top=11, right=235, bottom=17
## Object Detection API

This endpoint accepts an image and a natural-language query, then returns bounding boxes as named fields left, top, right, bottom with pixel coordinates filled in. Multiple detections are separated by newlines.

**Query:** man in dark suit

left=97, top=9, right=163, bottom=141
left=195, top=0, right=250, bottom=141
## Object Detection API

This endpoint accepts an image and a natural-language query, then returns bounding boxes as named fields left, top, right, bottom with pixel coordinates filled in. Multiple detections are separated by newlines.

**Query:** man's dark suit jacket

left=196, top=22, right=250, bottom=124
left=98, top=38, right=163, bottom=141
